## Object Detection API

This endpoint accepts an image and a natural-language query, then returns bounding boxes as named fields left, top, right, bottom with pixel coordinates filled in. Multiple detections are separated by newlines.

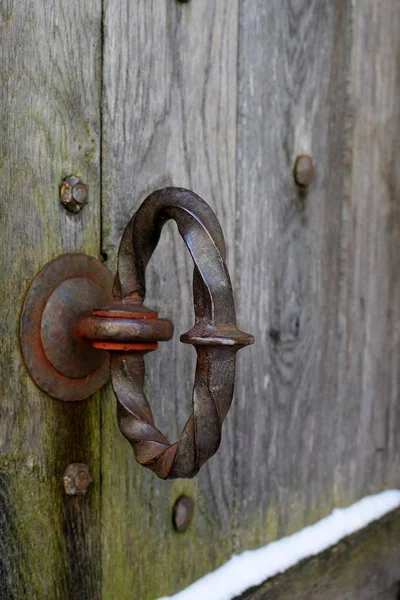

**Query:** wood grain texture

left=101, top=1, right=400, bottom=597
left=235, top=0, right=355, bottom=548
left=0, top=1, right=102, bottom=597
left=101, top=1, right=238, bottom=597
left=334, top=0, right=400, bottom=504
left=2, top=0, right=399, bottom=598
left=234, top=508, right=400, bottom=600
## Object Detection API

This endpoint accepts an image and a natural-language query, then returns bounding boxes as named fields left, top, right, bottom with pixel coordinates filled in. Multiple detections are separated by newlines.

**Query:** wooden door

left=1, top=1, right=399, bottom=599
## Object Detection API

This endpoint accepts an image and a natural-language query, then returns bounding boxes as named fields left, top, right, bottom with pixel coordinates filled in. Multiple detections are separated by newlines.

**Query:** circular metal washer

left=20, top=254, right=114, bottom=401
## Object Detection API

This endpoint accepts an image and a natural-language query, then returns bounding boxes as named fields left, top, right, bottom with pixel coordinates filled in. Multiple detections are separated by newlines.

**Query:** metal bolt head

left=172, top=495, right=194, bottom=532
left=293, top=155, right=314, bottom=187
left=60, top=175, right=88, bottom=214
left=63, top=463, right=92, bottom=496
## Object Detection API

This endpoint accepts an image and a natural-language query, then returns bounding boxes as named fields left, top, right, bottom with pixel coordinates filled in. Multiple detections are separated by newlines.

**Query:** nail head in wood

left=172, top=495, right=194, bottom=532
left=60, top=175, right=89, bottom=214
left=293, top=155, right=314, bottom=187
left=63, top=463, right=92, bottom=496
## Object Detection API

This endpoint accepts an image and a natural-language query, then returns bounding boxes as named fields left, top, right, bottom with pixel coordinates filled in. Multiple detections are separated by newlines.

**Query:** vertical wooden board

left=101, top=0, right=238, bottom=597
left=335, top=1, right=400, bottom=501
left=0, top=1, right=102, bottom=597
left=235, top=0, right=353, bottom=548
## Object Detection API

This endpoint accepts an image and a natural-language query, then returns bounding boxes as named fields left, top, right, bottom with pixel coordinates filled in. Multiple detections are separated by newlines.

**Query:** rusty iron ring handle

left=19, top=187, right=254, bottom=478
left=103, top=187, right=254, bottom=479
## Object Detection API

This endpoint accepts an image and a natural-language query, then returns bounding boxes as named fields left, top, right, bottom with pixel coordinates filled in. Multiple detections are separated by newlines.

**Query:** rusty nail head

left=172, top=495, right=194, bottom=532
left=60, top=175, right=88, bottom=214
left=63, top=463, right=92, bottom=496
left=293, top=155, right=314, bottom=187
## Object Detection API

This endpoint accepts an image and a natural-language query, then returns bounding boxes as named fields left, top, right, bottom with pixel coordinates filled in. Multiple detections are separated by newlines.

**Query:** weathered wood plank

left=101, top=0, right=238, bottom=597
left=235, top=0, right=400, bottom=562
left=235, top=0, right=354, bottom=548
left=235, top=508, right=400, bottom=600
left=2, top=1, right=398, bottom=598
left=0, top=1, right=102, bottom=597
left=335, top=0, right=400, bottom=503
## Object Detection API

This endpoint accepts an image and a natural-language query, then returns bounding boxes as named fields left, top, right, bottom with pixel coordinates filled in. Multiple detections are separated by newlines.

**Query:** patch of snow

left=156, top=490, right=400, bottom=600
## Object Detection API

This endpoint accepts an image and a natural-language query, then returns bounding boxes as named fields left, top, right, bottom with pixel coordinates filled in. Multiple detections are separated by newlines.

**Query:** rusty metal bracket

left=20, top=187, right=254, bottom=479
left=20, top=253, right=114, bottom=401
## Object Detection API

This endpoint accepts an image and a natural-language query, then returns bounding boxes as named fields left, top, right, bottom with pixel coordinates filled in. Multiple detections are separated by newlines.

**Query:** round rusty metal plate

left=41, top=277, right=108, bottom=378
left=20, top=254, right=114, bottom=401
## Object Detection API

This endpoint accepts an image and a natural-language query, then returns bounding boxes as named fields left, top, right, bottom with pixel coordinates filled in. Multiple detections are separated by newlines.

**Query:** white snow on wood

left=157, top=490, right=400, bottom=600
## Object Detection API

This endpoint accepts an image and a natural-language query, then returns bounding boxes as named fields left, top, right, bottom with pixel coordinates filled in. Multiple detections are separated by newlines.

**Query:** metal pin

left=293, top=155, right=314, bottom=187
left=172, top=495, right=194, bottom=532
left=60, top=175, right=88, bottom=214
left=63, top=463, right=92, bottom=496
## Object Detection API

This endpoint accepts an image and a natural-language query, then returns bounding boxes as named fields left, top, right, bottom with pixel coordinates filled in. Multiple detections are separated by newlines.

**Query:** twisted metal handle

left=108, top=187, right=253, bottom=479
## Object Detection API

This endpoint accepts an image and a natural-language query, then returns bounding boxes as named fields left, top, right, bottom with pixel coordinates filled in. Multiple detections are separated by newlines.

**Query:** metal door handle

left=20, top=187, right=254, bottom=479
